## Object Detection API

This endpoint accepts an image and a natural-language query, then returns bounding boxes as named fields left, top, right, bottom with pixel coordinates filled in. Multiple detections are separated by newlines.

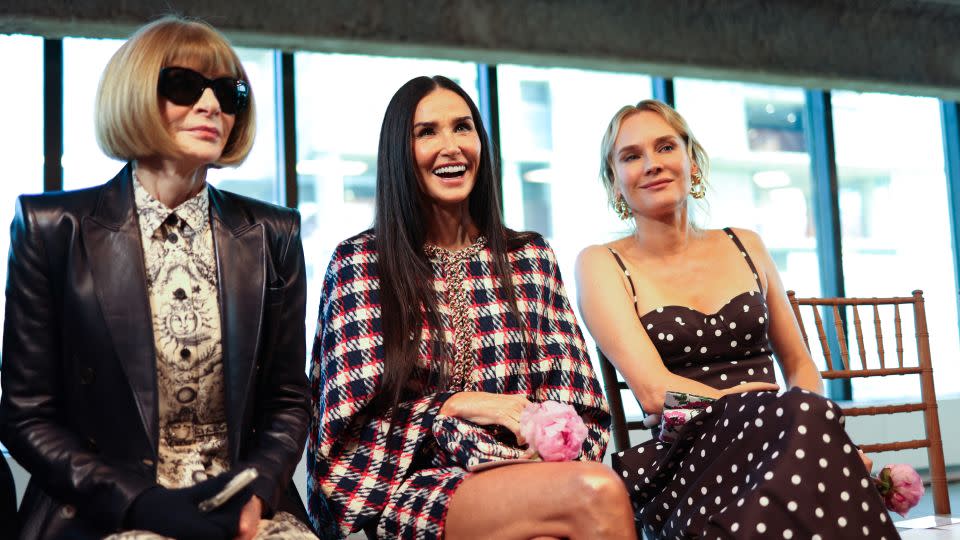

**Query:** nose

left=438, top=130, right=460, bottom=155
left=194, top=87, right=221, bottom=115
left=643, top=153, right=662, bottom=176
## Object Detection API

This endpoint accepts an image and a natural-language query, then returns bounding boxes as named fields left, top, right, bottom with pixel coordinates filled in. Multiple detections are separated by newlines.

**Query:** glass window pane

left=64, top=39, right=280, bottom=203
left=0, top=34, right=44, bottom=406
left=498, top=65, right=651, bottom=417
left=206, top=48, right=279, bottom=203
left=63, top=37, right=124, bottom=189
left=675, top=79, right=821, bottom=298
left=832, top=91, right=959, bottom=400
left=295, top=53, right=478, bottom=346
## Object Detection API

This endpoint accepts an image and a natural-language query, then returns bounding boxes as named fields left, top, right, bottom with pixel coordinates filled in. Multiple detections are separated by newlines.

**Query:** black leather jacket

left=0, top=164, right=310, bottom=539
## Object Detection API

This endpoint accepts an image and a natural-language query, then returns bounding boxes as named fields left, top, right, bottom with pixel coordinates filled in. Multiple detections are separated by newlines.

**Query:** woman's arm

left=575, top=244, right=776, bottom=415
left=527, top=241, right=610, bottom=460
left=0, top=196, right=154, bottom=530
left=733, top=228, right=824, bottom=394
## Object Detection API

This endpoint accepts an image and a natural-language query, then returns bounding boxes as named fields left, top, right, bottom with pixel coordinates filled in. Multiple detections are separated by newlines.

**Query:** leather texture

left=0, top=164, right=310, bottom=539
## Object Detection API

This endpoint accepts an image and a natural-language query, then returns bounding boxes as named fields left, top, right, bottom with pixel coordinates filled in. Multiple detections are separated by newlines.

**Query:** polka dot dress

left=609, top=229, right=899, bottom=539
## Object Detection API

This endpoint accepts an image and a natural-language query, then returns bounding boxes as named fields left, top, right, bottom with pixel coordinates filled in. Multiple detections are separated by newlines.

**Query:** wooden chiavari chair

left=787, top=290, right=951, bottom=515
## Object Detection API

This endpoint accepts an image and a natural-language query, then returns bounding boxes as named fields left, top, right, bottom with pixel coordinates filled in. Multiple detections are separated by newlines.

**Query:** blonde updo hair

left=95, top=16, right=256, bottom=166
left=599, top=99, right=709, bottom=209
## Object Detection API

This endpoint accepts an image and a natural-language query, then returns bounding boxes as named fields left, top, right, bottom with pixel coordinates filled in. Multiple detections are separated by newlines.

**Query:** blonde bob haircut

left=599, top=99, right=709, bottom=209
left=95, top=16, right=256, bottom=166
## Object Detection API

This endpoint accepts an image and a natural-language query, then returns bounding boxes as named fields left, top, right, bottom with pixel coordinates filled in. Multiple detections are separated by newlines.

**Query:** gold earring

left=690, top=170, right=706, bottom=200
left=614, top=194, right=632, bottom=220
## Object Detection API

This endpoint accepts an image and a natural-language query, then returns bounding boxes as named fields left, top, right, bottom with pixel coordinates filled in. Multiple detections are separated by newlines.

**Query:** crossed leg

left=445, top=461, right=636, bottom=540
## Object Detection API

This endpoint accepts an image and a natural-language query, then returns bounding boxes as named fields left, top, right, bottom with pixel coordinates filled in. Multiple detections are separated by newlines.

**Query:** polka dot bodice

left=610, top=228, right=777, bottom=392
left=639, top=291, right=776, bottom=388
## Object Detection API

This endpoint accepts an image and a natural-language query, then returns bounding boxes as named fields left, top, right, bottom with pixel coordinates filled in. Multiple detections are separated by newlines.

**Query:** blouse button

left=167, top=232, right=179, bottom=243
left=60, top=505, right=76, bottom=519
left=173, top=288, right=187, bottom=300
left=180, top=348, right=191, bottom=359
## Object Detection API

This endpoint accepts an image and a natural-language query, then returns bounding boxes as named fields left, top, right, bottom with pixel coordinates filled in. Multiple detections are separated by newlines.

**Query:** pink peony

left=875, top=464, right=925, bottom=517
left=519, top=400, right=589, bottom=462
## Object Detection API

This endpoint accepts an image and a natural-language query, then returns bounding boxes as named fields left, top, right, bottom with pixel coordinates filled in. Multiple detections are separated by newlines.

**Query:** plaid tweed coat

left=307, top=231, right=610, bottom=539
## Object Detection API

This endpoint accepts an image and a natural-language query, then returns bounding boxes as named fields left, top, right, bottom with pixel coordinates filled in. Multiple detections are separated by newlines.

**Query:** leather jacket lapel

left=209, top=186, right=265, bottom=460
left=80, top=165, right=158, bottom=452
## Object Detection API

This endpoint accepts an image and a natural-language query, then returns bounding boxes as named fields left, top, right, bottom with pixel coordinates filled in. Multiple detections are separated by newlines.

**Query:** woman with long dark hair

left=307, top=76, right=635, bottom=539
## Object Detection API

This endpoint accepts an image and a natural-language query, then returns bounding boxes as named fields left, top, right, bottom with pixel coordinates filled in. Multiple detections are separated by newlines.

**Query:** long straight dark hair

left=374, top=75, right=528, bottom=411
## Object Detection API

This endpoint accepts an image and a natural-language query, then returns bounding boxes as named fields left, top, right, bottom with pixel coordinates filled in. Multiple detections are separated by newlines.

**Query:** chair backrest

left=787, top=289, right=950, bottom=515
left=596, top=347, right=647, bottom=453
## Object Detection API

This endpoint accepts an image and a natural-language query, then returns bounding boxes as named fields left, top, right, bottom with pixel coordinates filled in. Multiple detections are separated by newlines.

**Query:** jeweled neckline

left=423, top=235, right=487, bottom=259
left=638, top=289, right=762, bottom=321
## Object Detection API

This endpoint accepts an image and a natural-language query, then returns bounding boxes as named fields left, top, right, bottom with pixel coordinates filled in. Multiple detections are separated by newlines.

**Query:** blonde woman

left=0, top=17, right=314, bottom=540
left=575, top=99, right=899, bottom=539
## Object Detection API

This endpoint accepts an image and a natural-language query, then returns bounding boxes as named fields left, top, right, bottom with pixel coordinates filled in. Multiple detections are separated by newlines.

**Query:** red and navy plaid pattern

left=307, top=231, right=610, bottom=539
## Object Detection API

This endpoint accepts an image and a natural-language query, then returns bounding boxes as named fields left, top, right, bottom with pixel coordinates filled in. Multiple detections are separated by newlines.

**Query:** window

left=0, top=34, right=44, bottom=404
left=294, top=53, right=479, bottom=342
left=63, top=37, right=124, bottom=190
left=206, top=49, right=279, bottom=203
left=674, top=80, right=821, bottom=298
left=832, top=91, right=959, bottom=400
left=63, top=39, right=280, bottom=203
left=498, top=65, right=652, bottom=417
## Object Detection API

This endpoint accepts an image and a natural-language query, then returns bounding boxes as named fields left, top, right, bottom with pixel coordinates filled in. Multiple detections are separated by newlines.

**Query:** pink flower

left=662, top=410, right=688, bottom=431
left=875, top=464, right=925, bottom=517
left=520, top=400, right=589, bottom=462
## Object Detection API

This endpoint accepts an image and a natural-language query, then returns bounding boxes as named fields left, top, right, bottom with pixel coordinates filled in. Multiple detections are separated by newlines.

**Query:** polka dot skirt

left=613, top=389, right=899, bottom=539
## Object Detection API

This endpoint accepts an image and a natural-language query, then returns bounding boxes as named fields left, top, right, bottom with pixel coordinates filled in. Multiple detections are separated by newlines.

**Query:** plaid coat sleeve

left=524, top=238, right=611, bottom=461
left=306, top=234, right=453, bottom=538
left=429, top=236, right=610, bottom=467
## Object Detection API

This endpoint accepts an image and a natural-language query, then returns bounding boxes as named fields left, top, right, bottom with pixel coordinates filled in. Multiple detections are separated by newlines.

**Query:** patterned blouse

left=133, top=175, right=229, bottom=488
left=307, top=231, right=610, bottom=538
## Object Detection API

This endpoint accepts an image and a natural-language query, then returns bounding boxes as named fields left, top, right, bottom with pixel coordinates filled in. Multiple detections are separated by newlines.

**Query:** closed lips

left=642, top=179, right=671, bottom=188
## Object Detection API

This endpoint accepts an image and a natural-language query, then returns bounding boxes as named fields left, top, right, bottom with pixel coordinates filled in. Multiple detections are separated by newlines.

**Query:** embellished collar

left=423, top=236, right=487, bottom=261
left=132, top=170, right=209, bottom=236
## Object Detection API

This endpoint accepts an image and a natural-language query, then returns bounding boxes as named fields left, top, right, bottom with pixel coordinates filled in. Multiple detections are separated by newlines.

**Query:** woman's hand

left=440, top=392, right=533, bottom=445
left=719, top=382, right=780, bottom=396
left=858, top=449, right=873, bottom=474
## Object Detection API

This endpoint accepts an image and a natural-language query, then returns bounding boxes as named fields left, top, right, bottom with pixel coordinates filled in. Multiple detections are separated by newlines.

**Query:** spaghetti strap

left=608, top=248, right=640, bottom=318
left=723, top=227, right=763, bottom=293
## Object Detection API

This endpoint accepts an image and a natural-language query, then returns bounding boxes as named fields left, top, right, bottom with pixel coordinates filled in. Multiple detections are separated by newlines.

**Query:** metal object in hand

left=198, top=468, right=258, bottom=512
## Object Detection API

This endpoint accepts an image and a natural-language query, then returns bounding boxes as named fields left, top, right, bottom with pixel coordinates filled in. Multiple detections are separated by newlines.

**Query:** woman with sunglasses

left=308, top=75, right=635, bottom=539
left=0, top=17, right=316, bottom=540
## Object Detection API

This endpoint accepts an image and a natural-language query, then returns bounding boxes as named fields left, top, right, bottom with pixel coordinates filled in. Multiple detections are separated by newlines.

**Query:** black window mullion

left=652, top=77, right=675, bottom=107
left=804, top=89, right=851, bottom=400
left=940, top=101, right=960, bottom=345
left=276, top=51, right=298, bottom=209
left=44, top=38, right=63, bottom=193
left=476, top=64, right=503, bottom=206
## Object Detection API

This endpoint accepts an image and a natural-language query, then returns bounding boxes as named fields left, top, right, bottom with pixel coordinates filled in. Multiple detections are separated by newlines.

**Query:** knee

left=778, top=388, right=833, bottom=414
left=573, top=462, right=631, bottom=508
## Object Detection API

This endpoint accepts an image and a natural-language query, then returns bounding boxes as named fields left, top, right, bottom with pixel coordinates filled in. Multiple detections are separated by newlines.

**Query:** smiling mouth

left=433, top=164, right=468, bottom=179
left=642, top=179, right=672, bottom=189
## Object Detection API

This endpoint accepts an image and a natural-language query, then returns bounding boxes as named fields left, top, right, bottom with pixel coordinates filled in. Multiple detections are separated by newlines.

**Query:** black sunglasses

left=158, top=67, right=249, bottom=115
